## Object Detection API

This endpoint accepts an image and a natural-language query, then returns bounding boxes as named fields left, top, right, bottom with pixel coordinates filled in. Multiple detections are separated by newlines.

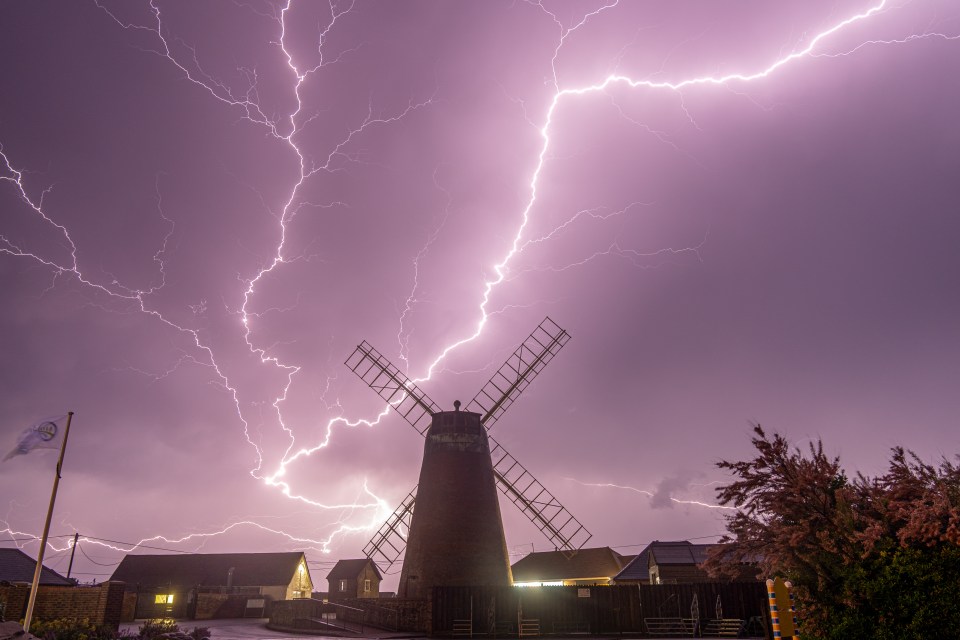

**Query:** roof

left=614, top=541, right=715, bottom=581
left=0, top=548, right=73, bottom=586
left=511, top=547, right=629, bottom=582
left=649, top=541, right=713, bottom=565
left=613, top=546, right=652, bottom=581
left=109, top=552, right=308, bottom=588
left=326, top=558, right=382, bottom=581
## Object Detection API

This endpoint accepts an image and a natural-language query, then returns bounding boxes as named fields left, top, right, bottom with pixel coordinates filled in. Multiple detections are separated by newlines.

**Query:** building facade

left=510, top=547, right=632, bottom=587
left=326, top=558, right=382, bottom=600
left=614, top=541, right=759, bottom=585
left=109, top=551, right=313, bottom=620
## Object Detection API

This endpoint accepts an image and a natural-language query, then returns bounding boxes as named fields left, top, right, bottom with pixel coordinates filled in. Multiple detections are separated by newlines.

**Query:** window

left=340, top=579, right=347, bottom=591
left=364, top=579, right=371, bottom=593
left=154, top=594, right=174, bottom=604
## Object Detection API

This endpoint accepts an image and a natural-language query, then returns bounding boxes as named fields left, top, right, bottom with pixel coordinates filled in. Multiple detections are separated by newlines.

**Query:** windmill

left=344, top=317, right=592, bottom=598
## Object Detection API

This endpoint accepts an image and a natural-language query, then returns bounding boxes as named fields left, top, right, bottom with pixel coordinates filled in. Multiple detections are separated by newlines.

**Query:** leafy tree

left=705, top=425, right=960, bottom=640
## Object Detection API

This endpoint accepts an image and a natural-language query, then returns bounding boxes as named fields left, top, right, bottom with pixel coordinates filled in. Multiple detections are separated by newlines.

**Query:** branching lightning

left=3, top=0, right=956, bottom=570
left=566, top=479, right=736, bottom=511
left=396, top=167, right=453, bottom=370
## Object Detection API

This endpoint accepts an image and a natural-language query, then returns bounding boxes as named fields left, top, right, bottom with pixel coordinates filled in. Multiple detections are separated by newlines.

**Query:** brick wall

left=0, top=586, right=27, bottom=623
left=120, top=592, right=137, bottom=622
left=268, top=598, right=316, bottom=629
left=0, top=582, right=125, bottom=629
left=336, top=597, right=432, bottom=633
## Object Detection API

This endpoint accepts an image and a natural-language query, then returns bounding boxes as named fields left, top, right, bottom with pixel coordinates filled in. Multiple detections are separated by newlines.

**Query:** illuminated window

left=364, top=579, right=371, bottom=593
left=340, top=579, right=346, bottom=591
left=154, top=594, right=174, bottom=604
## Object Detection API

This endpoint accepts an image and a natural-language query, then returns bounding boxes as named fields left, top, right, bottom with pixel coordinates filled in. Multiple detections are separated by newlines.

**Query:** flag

left=4, top=415, right=68, bottom=461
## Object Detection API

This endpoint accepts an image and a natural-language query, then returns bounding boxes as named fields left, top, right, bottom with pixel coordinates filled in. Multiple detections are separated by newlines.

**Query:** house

left=610, top=545, right=653, bottom=585
left=326, top=558, right=382, bottom=600
left=0, top=548, right=73, bottom=586
left=614, top=540, right=759, bottom=585
left=613, top=541, right=712, bottom=584
left=647, top=541, right=714, bottom=584
left=510, top=547, right=632, bottom=586
left=109, top=551, right=312, bottom=619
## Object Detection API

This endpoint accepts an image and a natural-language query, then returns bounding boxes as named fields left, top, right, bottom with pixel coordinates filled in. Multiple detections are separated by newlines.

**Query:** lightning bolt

left=3, top=0, right=955, bottom=564
left=3, top=479, right=388, bottom=558
left=396, top=167, right=453, bottom=370
left=2, top=0, right=424, bottom=553
left=566, top=479, right=737, bottom=511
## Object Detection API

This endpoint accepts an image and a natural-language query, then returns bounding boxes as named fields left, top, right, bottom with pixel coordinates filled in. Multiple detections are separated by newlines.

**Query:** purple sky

left=2, top=0, right=959, bottom=589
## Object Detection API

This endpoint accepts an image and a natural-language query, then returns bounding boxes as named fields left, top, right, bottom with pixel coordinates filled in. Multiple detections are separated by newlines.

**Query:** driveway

left=120, top=618, right=428, bottom=640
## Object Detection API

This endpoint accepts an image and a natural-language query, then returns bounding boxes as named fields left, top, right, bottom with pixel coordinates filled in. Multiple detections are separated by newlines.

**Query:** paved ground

left=118, top=618, right=712, bottom=640
left=119, top=618, right=429, bottom=640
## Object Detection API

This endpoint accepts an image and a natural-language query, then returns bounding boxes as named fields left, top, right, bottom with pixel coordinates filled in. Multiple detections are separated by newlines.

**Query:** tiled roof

left=109, top=552, right=308, bottom=588
left=511, top=547, right=628, bottom=582
left=0, top=548, right=73, bottom=586
left=614, top=541, right=717, bottom=580
left=613, top=547, right=651, bottom=581
left=650, top=542, right=713, bottom=565
left=326, top=558, right=382, bottom=581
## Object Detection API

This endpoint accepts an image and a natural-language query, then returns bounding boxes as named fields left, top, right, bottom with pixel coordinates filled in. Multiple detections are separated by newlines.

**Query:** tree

left=705, top=425, right=960, bottom=640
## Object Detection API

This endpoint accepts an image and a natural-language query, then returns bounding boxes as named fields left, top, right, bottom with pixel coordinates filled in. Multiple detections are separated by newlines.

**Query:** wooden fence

left=432, top=583, right=769, bottom=637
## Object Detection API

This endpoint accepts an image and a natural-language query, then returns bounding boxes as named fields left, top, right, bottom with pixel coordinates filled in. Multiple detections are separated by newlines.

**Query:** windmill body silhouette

left=345, top=318, right=591, bottom=597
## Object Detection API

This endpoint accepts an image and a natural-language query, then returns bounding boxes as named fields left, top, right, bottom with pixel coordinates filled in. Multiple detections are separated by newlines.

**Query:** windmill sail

left=466, top=317, right=571, bottom=429
left=363, top=488, right=417, bottom=572
left=489, top=435, right=592, bottom=554
left=344, top=340, right=440, bottom=435
left=344, top=318, right=591, bottom=570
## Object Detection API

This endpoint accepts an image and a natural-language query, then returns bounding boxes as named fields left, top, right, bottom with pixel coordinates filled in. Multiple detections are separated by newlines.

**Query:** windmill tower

left=345, top=317, right=592, bottom=598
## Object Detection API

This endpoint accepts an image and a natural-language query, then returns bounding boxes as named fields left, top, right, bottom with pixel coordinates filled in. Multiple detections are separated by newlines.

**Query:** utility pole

left=66, top=532, right=79, bottom=581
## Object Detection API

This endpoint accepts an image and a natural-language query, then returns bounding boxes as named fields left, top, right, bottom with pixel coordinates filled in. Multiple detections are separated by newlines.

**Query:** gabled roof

left=613, top=546, right=652, bottom=581
left=649, top=541, right=712, bottom=565
left=0, top=548, right=73, bottom=586
left=326, top=558, right=382, bottom=581
left=109, top=552, right=308, bottom=588
left=614, top=541, right=715, bottom=581
left=511, top=547, right=628, bottom=582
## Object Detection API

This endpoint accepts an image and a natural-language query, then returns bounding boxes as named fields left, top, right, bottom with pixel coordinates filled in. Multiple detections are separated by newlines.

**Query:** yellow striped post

left=765, top=579, right=782, bottom=638
left=767, top=578, right=797, bottom=638
left=784, top=581, right=800, bottom=639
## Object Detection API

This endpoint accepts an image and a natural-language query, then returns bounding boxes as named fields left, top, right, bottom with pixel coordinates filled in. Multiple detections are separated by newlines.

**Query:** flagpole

left=23, top=411, right=73, bottom=634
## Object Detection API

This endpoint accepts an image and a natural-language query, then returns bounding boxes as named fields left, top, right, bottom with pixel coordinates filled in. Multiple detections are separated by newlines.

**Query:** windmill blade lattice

left=488, top=435, right=592, bottom=555
left=344, top=319, right=591, bottom=569
left=344, top=340, right=440, bottom=435
left=363, top=487, right=417, bottom=572
left=466, top=317, right=571, bottom=429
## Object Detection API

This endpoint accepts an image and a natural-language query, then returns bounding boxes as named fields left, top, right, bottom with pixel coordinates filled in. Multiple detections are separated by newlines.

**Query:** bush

left=138, top=620, right=209, bottom=640
left=22, top=618, right=209, bottom=640
left=136, top=619, right=178, bottom=640
left=26, top=618, right=129, bottom=640
left=707, top=425, right=960, bottom=640
left=137, top=620, right=209, bottom=640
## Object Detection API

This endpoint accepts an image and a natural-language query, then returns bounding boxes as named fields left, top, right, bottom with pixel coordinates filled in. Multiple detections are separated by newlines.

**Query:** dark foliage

left=24, top=619, right=209, bottom=640
left=706, top=425, right=960, bottom=640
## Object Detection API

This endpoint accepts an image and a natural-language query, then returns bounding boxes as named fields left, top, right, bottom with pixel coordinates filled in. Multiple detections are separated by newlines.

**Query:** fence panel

left=432, top=583, right=768, bottom=637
